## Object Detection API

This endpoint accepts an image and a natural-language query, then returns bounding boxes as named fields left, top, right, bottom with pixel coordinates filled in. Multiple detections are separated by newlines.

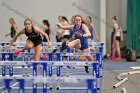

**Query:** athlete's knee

left=87, top=56, right=94, bottom=61
left=75, top=39, right=80, bottom=43
left=25, top=44, right=33, bottom=49
left=77, top=39, right=81, bottom=48
left=34, top=56, right=40, bottom=61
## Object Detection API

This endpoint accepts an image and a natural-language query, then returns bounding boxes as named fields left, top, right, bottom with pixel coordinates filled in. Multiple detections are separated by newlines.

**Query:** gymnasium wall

left=0, top=0, right=100, bottom=42
left=0, top=0, right=128, bottom=54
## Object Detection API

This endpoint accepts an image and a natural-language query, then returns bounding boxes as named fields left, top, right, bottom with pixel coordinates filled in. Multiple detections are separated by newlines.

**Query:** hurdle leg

left=2, top=53, right=6, bottom=61
left=99, top=54, right=103, bottom=78
left=33, top=83, right=37, bottom=93
left=4, top=79, right=12, bottom=93
left=48, top=53, right=53, bottom=76
left=42, top=63, right=47, bottom=76
left=95, top=53, right=101, bottom=77
left=66, top=48, right=71, bottom=77
left=87, top=79, right=97, bottom=93
left=96, top=53, right=103, bottom=78
left=42, top=63, right=48, bottom=93
left=8, top=53, right=13, bottom=76
left=32, top=62, right=38, bottom=93
left=56, top=53, right=61, bottom=77
left=27, top=65, right=31, bottom=77
left=2, top=65, right=6, bottom=76
left=48, top=66, right=52, bottom=76
left=47, top=53, right=53, bottom=89
left=92, top=63, right=100, bottom=90
left=43, top=83, right=47, bottom=93
left=33, top=63, right=38, bottom=76
left=2, top=53, right=6, bottom=76
left=9, top=65, right=13, bottom=76
left=57, top=66, right=61, bottom=77
left=17, top=79, right=25, bottom=93
left=96, top=55, right=102, bottom=90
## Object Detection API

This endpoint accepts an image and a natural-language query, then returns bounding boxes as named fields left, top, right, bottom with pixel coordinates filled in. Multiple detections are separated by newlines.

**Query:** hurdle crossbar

left=0, top=61, right=97, bottom=66
left=0, top=76, right=95, bottom=83
left=0, top=86, right=88, bottom=90
left=0, top=42, right=104, bottom=45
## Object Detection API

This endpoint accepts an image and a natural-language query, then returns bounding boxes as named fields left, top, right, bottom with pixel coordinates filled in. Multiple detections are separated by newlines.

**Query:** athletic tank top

left=10, top=26, right=16, bottom=38
left=25, top=26, right=42, bottom=40
left=87, top=23, right=94, bottom=40
left=73, top=24, right=88, bottom=41
left=43, top=29, right=50, bottom=42
left=113, top=26, right=121, bottom=36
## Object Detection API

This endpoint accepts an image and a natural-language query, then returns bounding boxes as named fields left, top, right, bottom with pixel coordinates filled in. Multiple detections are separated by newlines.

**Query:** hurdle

left=0, top=61, right=98, bottom=93
left=0, top=42, right=104, bottom=69
left=0, top=51, right=103, bottom=90
left=0, top=60, right=101, bottom=90
left=39, top=51, right=102, bottom=90
left=0, top=42, right=104, bottom=59
left=0, top=42, right=104, bottom=46
left=0, top=60, right=99, bottom=77
left=0, top=42, right=104, bottom=91
left=0, top=52, right=102, bottom=79
left=1, top=76, right=97, bottom=93
left=0, top=52, right=102, bottom=77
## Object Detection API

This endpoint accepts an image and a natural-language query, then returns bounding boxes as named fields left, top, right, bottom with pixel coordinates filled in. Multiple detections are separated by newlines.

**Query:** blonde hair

left=9, top=18, right=15, bottom=24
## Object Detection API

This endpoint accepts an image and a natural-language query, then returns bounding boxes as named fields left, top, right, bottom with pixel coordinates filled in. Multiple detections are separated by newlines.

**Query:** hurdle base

left=0, top=87, right=89, bottom=90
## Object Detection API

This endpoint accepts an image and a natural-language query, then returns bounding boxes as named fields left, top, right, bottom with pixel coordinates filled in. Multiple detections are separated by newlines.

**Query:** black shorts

left=28, top=38, right=42, bottom=47
left=56, top=36, right=62, bottom=42
left=63, top=35, right=70, bottom=39
left=116, top=36, right=121, bottom=42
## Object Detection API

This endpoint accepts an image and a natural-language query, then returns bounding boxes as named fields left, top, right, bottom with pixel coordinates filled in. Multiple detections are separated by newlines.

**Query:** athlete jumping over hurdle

left=57, top=15, right=95, bottom=73
left=8, top=18, right=52, bottom=61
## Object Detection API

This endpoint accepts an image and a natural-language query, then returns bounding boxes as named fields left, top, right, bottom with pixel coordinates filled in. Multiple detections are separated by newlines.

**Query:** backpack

left=126, top=49, right=136, bottom=62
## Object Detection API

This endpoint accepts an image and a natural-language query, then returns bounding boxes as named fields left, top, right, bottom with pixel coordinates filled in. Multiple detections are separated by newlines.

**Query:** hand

left=47, top=42, right=52, bottom=48
left=75, top=32, right=82, bottom=37
left=5, top=34, right=8, bottom=37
